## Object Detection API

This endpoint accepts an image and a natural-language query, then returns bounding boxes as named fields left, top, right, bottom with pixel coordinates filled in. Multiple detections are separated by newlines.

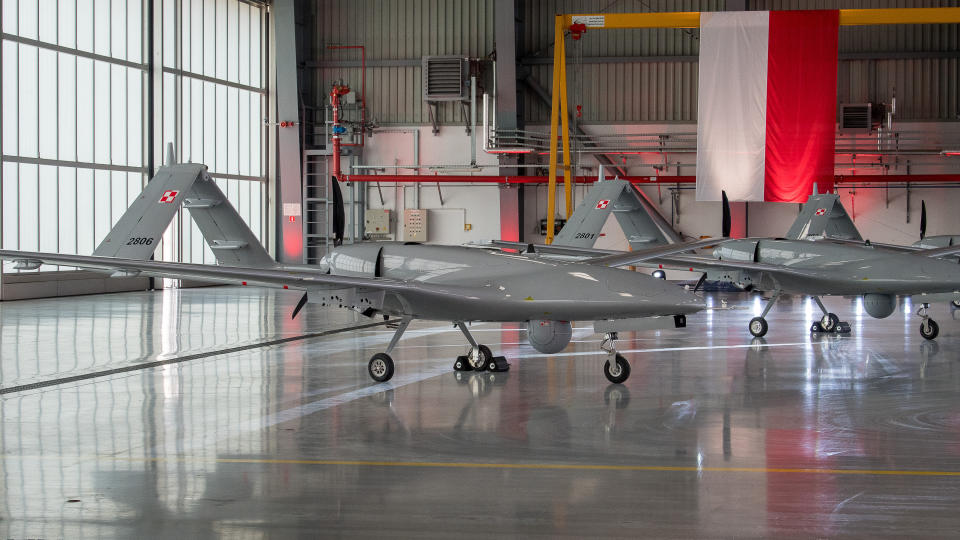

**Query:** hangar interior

left=2, top=0, right=960, bottom=537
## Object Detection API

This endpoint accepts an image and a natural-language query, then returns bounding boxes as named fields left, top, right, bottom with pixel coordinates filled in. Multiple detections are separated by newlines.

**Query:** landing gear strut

left=367, top=317, right=412, bottom=382
left=601, top=332, right=631, bottom=383
left=748, top=290, right=780, bottom=338
left=917, top=303, right=940, bottom=340
left=809, top=296, right=850, bottom=335
left=453, top=322, right=509, bottom=373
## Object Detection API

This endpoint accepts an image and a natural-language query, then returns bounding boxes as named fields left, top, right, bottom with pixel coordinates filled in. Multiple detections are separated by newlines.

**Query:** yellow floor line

left=10, top=454, right=960, bottom=477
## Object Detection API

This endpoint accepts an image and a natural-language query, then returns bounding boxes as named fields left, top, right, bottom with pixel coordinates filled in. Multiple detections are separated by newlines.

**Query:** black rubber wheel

left=474, top=344, right=493, bottom=371
left=952, top=300, right=960, bottom=309
left=368, top=353, right=395, bottom=382
left=920, top=319, right=940, bottom=340
left=603, top=354, right=631, bottom=384
left=603, top=384, right=631, bottom=409
left=748, top=317, right=768, bottom=338
left=820, top=313, right=840, bottom=332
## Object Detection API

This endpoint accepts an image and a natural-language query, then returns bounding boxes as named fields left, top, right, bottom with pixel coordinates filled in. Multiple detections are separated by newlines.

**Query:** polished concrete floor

left=2, top=287, right=960, bottom=538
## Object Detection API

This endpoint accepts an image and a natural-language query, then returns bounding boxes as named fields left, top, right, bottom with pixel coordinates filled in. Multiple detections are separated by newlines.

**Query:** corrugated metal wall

left=757, top=0, right=960, bottom=121
left=302, top=0, right=494, bottom=125
left=302, top=0, right=959, bottom=126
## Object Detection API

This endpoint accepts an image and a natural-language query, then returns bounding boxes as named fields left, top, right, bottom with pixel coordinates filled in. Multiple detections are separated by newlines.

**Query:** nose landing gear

left=917, top=304, right=940, bottom=340
left=601, top=332, right=631, bottom=384
left=366, top=317, right=412, bottom=383
left=748, top=290, right=780, bottom=338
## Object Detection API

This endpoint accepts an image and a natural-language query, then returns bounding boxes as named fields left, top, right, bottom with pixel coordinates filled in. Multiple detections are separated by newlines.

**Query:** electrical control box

left=404, top=209, right=428, bottom=242
left=364, top=209, right=390, bottom=236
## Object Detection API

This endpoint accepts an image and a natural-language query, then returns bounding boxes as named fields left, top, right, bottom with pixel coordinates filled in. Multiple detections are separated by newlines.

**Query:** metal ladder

left=302, top=149, right=333, bottom=265
left=301, top=150, right=363, bottom=265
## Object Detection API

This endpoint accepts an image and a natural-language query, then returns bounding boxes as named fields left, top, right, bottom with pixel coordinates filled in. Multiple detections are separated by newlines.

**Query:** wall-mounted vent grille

left=840, top=103, right=872, bottom=132
left=423, top=56, right=467, bottom=101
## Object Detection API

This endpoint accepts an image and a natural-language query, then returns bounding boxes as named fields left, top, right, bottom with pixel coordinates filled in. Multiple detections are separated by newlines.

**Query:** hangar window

left=2, top=0, right=146, bottom=272
left=0, top=0, right=268, bottom=292
left=157, top=0, right=267, bottom=270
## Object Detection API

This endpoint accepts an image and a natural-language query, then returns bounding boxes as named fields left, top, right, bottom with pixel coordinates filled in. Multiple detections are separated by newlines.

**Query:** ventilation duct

left=422, top=56, right=468, bottom=101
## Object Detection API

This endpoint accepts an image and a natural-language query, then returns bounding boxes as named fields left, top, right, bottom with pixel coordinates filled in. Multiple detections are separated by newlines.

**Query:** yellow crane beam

left=560, top=8, right=960, bottom=29
left=542, top=7, right=960, bottom=244
left=545, top=15, right=572, bottom=245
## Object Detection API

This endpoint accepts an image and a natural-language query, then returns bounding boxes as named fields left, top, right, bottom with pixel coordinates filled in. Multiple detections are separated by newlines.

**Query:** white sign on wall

left=572, top=15, right=605, bottom=28
left=283, top=202, right=302, bottom=217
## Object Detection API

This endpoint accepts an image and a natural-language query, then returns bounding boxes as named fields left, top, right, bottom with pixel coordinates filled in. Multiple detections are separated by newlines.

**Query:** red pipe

left=343, top=174, right=960, bottom=185
left=344, top=175, right=694, bottom=184
left=330, top=85, right=350, bottom=181
left=327, top=45, right=366, bottom=148
left=834, top=174, right=960, bottom=184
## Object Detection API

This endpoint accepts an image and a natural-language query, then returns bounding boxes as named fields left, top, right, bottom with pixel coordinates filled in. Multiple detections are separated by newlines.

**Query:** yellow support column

left=558, top=35, right=572, bottom=218
left=545, top=15, right=563, bottom=244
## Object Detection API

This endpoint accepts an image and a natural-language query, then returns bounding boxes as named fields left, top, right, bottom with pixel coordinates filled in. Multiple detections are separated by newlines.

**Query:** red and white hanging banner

left=696, top=10, right=839, bottom=203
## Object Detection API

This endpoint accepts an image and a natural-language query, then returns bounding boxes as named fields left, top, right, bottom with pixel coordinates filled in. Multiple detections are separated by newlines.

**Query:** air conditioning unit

left=422, top=56, right=468, bottom=101
left=840, top=103, right=886, bottom=133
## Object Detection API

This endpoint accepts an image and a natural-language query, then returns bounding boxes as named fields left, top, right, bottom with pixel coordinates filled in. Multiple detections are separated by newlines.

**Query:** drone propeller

left=721, top=190, right=731, bottom=238
left=331, top=176, right=346, bottom=246
left=920, top=200, right=927, bottom=240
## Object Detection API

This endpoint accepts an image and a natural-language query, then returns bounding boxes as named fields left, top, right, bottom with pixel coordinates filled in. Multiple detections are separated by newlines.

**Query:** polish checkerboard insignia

left=159, top=190, right=179, bottom=203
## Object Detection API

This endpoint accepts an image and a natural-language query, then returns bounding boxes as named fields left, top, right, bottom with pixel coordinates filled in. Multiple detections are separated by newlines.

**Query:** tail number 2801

left=126, top=237, right=155, bottom=246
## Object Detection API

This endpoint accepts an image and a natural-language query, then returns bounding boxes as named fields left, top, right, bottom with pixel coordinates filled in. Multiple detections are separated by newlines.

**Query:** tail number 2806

left=126, top=237, right=155, bottom=246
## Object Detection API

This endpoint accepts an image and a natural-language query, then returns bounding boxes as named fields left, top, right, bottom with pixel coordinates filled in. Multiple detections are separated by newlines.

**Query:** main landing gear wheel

left=474, top=344, right=493, bottom=371
left=820, top=313, right=840, bottom=332
left=749, top=317, right=768, bottom=338
left=603, top=354, right=631, bottom=384
left=368, top=353, right=395, bottom=382
left=920, top=319, right=940, bottom=340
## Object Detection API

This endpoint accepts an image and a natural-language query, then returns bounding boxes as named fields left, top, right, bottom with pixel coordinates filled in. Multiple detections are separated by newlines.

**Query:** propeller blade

left=694, top=273, right=707, bottom=292
left=330, top=176, right=346, bottom=246
left=752, top=240, right=761, bottom=263
left=291, top=292, right=309, bottom=320
left=920, top=200, right=927, bottom=240
left=721, top=191, right=731, bottom=238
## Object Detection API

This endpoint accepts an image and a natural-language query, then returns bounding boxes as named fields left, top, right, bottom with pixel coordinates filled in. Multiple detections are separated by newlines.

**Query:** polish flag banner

left=695, top=10, right=838, bottom=203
